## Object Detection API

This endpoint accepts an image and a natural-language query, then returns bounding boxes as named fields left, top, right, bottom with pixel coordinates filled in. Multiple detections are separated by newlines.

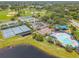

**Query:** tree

left=73, top=30, right=79, bottom=41
left=35, top=13, right=40, bottom=18
left=48, top=25, right=53, bottom=29
left=32, top=33, right=44, bottom=41
left=11, top=17, right=15, bottom=21
left=18, top=20, right=23, bottom=26
left=16, top=13, right=21, bottom=17
left=47, top=36, right=56, bottom=44
left=41, top=15, right=49, bottom=22
left=75, top=46, right=79, bottom=54
left=73, top=15, right=78, bottom=19
left=32, top=33, right=37, bottom=39
left=70, top=25, right=76, bottom=35
left=47, top=36, right=53, bottom=43
left=65, top=45, right=73, bottom=52
left=47, top=20, right=54, bottom=24
left=53, top=18, right=68, bottom=25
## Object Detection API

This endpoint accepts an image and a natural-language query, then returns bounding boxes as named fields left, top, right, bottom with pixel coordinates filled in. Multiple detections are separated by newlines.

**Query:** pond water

left=0, top=45, right=57, bottom=58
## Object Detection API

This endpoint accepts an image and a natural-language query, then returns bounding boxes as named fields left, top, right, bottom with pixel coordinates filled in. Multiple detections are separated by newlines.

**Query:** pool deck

left=50, top=32, right=79, bottom=48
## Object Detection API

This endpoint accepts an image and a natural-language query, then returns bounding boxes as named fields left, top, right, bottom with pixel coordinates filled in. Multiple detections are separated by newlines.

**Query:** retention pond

left=0, top=44, right=57, bottom=58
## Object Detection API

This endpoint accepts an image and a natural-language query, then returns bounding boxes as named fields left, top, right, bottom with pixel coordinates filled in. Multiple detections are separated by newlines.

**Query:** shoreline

left=0, top=42, right=58, bottom=58
left=0, top=35, right=79, bottom=58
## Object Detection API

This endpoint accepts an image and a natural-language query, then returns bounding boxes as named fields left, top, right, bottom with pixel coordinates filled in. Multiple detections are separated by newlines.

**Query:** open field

left=0, top=9, right=33, bottom=22
left=0, top=10, right=13, bottom=21
left=20, top=9, right=47, bottom=17
left=0, top=9, right=47, bottom=22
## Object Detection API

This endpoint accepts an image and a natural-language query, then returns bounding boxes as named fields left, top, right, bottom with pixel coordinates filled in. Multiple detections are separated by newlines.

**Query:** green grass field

left=0, top=9, right=47, bottom=22
left=0, top=10, right=13, bottom=21
left=20, top=8, right=47, bottom=17
left=0, top=9, right=32, bottom=22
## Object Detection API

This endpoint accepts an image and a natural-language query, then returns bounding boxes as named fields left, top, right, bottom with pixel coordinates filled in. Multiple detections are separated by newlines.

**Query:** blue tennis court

left=12, top=27, right=23, bottom=34
left=19, top=25, right=31, bottom=32
left=2, top=28, right=15, bottom=38
left=1, top=25, right=31, bottom=38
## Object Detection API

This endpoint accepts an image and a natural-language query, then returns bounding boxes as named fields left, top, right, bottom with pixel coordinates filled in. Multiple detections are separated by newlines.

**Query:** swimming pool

left=50, top=32, right=79, bottom=48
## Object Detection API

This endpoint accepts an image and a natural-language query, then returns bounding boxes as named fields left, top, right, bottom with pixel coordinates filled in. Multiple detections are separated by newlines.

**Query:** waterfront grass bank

left=0, top=35, right=79, bottom=58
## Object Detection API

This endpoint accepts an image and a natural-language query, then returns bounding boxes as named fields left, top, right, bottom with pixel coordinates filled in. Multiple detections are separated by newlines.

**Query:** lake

left=0, top=45, right=57, bottom=58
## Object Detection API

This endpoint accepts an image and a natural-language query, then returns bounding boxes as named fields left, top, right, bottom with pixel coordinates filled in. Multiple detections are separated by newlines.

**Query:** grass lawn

left=74, top=29, right=79, bottom=40
left=0, top=9, right=47, bottom=21
left=20, top=9, right=47, bottom=17
left=0, top=32, right=4, bottom=41
left=20, top=9, right=32, bottom=16
left=0, top=35, right=79, bottom=58
left=0, top=9, right=34, bottom=22
left=0, top=10, right=15, bottom=22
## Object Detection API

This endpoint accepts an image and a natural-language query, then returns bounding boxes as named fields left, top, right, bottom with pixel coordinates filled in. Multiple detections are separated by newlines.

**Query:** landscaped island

left=0, top=1, right=79, bottom=58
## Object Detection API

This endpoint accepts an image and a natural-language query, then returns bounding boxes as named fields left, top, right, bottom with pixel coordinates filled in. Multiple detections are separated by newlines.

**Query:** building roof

left=18, top=16, right=35, bottom=22
left=38, top=27, right=52, bottom=35
left=55, top=25, right=68, bottom=30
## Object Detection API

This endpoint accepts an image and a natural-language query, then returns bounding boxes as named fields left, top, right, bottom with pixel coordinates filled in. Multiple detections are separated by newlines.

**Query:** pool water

left=50, top=32, right=79, bottom=48
left=58, top=34, right=73, bottom=45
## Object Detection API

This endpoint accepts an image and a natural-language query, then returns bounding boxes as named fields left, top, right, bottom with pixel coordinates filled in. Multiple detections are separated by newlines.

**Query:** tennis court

left=1, top=25, right=31, bottom=38
left=2, top=28, right=15, bottom=38
left=12, top=27, right=23, bottom=34
left=19, top=25, right=31, bottom=32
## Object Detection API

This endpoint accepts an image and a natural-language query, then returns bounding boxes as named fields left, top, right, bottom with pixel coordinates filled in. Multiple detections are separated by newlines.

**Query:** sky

left=0, top=0, right=78, bottom=1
